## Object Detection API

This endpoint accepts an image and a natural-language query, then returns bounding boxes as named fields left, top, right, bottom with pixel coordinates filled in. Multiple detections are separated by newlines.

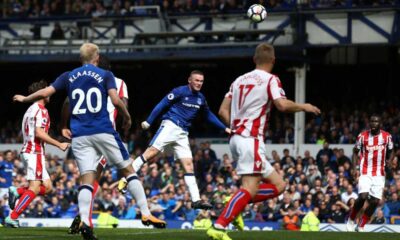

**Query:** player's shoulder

left=380, top=130, right=392, bottom=137
left=114, top=76, right=123, bottom=84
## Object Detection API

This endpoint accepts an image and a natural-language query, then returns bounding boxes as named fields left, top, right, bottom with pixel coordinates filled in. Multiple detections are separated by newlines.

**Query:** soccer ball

left=247, top=4, right=267, bottom=23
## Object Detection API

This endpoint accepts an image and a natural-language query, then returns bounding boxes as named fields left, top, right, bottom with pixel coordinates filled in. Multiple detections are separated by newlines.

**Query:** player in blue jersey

left=118, top=70, right=231, bottom=210
left=13, top=43, right=165, bottom=239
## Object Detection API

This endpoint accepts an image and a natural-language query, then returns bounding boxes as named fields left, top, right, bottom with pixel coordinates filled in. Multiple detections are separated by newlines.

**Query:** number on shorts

left=72, top=87, right=102, bottom=114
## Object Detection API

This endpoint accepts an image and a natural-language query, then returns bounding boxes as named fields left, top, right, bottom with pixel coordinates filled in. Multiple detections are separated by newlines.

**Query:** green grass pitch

left=0, top=228, right=398, bottom=240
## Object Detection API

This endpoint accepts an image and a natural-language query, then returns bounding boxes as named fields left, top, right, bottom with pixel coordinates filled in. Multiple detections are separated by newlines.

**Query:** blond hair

left=254, top=43, right=275, bottom=65
left=80, top=43, right=99, bottom=64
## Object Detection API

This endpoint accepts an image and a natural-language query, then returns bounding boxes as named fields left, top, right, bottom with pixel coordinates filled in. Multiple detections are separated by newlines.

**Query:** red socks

left=216, top=189, right=252, bottom=227
left=359, top=214, right=370, bottom=228
left=252, top=183, right=279, bottom=203
left=11, top=190, right=36, bottom=220
left=17, top=185, right=46, bottom=196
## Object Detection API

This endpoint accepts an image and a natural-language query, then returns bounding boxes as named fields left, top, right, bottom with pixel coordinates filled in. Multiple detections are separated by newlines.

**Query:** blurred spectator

left=371, top=209, right=386, bottom=224
left=282, top=207, right=300, bottom=230
left=341, top=185, right=358, bottom=204
left=301, top=207, right=320, bottom=231
left=50, top=23, right=65, bottom=40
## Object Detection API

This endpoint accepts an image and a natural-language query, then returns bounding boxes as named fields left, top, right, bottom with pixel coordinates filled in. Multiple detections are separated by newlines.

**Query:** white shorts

left=149, top=120, right=192, bottom=159
left=21, top=153, right=50, bottom=181
left=230, top=134, right=273, bottom=176
left=358, top=175, right=385, bottom=199
left=72, top=132, right=131, bottom=175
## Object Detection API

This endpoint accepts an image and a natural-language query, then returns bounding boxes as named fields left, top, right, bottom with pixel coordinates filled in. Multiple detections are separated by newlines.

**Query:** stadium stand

left=1, top=136, right=399, bottom=225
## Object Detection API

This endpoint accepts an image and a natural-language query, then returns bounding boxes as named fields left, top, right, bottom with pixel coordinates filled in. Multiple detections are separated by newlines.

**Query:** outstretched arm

left=274, top=98, right=320, bottom=115
left=13, top=86, right=56, bottom=103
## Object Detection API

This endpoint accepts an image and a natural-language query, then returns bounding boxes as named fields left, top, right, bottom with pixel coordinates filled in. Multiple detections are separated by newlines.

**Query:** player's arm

left=204, top=101, right=231, bottom=134
left=386, top=135, right=395, bottom=169
left=218, top=97, right=231, bottom=126
left=352, top=133, right=362, bottom=171
left=35, top=127, right=70, bottom=151
left=270, top=77, right=320, bottom=115
left=141, top=88, right=180, bottom=130
left=13, top=72, right=69, bottom=103
left=60, top=97, right=71, bottom=139
left=274, top=98, right=320, bottom=115
left=13, top=86, right=56, bottom=103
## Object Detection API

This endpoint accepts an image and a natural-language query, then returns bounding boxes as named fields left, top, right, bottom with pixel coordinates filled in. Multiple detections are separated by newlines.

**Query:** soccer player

left=13, top=43, right=164, bottom=239
left=61, top=54, right=140, bottom=234
left=118, top=70, right=231, bottom=210
left=5, top=80, right=70, bottom=228
left=207, top=43, right=320, bottom=240
left=346, top=115, right=394, bottom=232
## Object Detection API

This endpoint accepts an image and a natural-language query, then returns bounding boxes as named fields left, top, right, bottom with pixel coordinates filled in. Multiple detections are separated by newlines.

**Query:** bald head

left=80, top=43, right=100, bottom=65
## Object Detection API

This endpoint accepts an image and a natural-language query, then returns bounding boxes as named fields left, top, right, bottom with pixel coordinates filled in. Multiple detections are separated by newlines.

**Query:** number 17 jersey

left=226, top=69, right=286, bottom=140
left=51, top=64, right=117, bottom=137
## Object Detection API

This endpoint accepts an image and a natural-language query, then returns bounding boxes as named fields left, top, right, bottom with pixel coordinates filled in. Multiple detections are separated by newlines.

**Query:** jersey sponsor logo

left=182, top=102, right=200, bottom=109
left=168, top=93, right=175, bottom=100
left=69, top=70, right=104, bottom=83
left=255, top=160, right=262, bottom=168
left=366, top=145, right=385, bottom=151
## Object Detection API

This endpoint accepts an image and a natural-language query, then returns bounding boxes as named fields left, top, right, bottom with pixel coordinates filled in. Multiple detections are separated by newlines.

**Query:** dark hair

left=98, top=54, right=111, bottom=70
left=28, top=80, right=47, bottom=94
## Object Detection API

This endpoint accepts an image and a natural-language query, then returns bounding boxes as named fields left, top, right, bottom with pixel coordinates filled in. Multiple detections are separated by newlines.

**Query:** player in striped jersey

left=5, top=80, right=70, bottom=228
left=346, top=114, right=394, bottom=232
left=207, top=43, right=320, bottom=240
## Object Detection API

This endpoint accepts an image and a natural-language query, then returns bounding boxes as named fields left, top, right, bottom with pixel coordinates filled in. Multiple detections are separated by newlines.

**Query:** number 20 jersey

left=225, top=69, right=286, bottom=140
left=51, top=64, right=117, bottom=137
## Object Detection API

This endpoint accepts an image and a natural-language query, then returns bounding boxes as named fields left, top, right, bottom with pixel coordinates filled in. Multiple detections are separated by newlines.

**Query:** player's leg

left=356, top=176, right=384, bottom=232
left=6, top=180, right=41, bottom=228
left=71, top=136, right=99, bottom=240
left=252, top=170, right=286, bottom=203
left=347, top=175, right=370, bottom=231
left=207, top=135, right=260, bottom=240
left=118, top=147, right=160, bottom=193
left=98, top=132, right=166, bottom=228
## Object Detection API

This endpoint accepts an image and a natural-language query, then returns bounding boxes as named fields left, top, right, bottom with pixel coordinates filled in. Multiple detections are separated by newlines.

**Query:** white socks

left=126, top=174, right=151, bottom=216
left=78, top=184, right=93, bottom=226
left=132, top=155, right=146, bottom=173
left=184, top=173, right=201, bottom=202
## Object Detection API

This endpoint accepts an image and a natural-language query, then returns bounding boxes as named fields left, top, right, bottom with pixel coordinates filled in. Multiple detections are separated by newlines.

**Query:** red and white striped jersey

left=226, top=69, right=286, bottom=140
left=21, top=102, right=50, bottom=154
left=106, top=77, right=129, bottom=129
left=355, top=130, right=393, bottom=176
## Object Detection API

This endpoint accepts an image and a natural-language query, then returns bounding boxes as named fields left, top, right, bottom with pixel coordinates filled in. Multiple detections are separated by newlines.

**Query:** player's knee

left=359, top=193, right=369, bottom=201
left=276, top=180, right=286, bottom=194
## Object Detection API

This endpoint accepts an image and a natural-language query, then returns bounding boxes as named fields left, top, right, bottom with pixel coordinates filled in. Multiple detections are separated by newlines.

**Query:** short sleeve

left=269, top=76, right=286, bottom=100
left=105, top=71, right=117, bottom=90
left=51, top=71, right=69, bottom=91
left=34, top=109, right=47, bottom=128
left=388, top=134, right=393, bottom=150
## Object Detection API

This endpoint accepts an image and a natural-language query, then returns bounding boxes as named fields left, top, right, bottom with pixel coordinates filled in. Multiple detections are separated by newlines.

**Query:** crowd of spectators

left=1, top=0, right=399, bottom=20
left=1, top=137, right=400, bottom=227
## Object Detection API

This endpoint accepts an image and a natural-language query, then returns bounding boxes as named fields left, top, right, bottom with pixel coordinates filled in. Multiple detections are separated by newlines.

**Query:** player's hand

left=61, top=128, right=72, bottom=140
left=13, top=95, right=26, bottom=103
left=303, top=104, right=321, bottom=115
left=123, top=116, right=132, bottom=130
left=141, top=121, right=150, bottom=130
left=59, top=142, right=70, bottom=151
left=225, top=128, right=232, bottom=135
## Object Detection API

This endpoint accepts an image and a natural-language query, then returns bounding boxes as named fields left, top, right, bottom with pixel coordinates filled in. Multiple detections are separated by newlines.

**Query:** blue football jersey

left=147, top=85, right=226, bottom=131
left=51, top=64, right=117, bottom=137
